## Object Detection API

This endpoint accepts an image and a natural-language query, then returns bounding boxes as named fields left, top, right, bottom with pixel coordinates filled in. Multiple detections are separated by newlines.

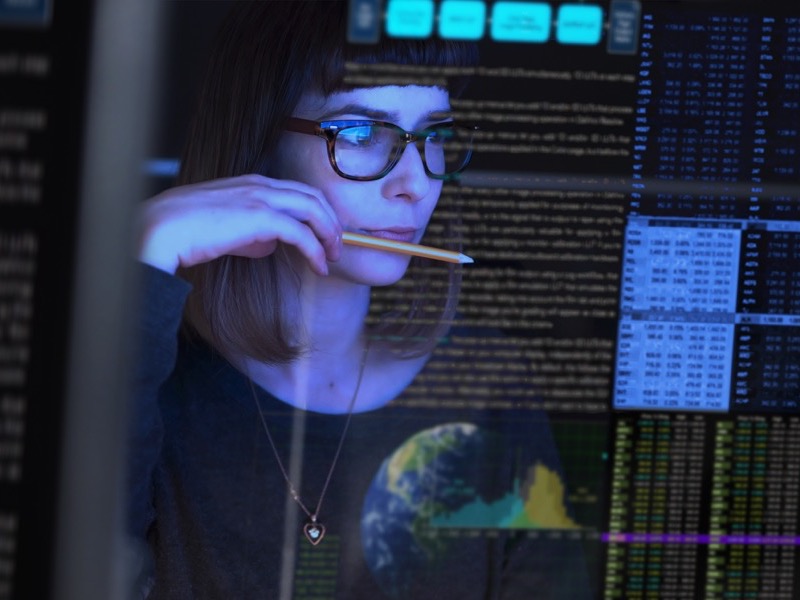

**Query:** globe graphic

left=360, top=422, right=493, bottom=598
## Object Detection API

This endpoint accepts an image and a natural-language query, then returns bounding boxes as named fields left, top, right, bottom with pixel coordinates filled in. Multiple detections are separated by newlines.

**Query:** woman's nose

left=381, top=141, right=431, bottom=202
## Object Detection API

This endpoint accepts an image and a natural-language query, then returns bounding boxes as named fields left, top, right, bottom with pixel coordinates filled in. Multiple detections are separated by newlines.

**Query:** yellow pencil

left=342, top=232, right=474, bottom=264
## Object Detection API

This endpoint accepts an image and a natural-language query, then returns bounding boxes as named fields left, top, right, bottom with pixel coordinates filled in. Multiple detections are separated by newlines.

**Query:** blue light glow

left=556, top=4, right=604, bottom=45
left=385, top=0, right=435, bottom=38
left=490, top=2, right=552, bottom=43
left=438, top=0, right=486, bottom=40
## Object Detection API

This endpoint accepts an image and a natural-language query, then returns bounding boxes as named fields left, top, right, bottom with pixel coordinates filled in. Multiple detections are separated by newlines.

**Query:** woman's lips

left=359, top=228, right=419, bottom=243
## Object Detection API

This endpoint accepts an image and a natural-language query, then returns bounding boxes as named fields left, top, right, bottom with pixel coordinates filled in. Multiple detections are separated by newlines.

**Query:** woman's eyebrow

left=319, top=103, right=452, bottom=123
left=319, top=104, right=396, bottom=121
left=423, top=110, right=455, bottom=122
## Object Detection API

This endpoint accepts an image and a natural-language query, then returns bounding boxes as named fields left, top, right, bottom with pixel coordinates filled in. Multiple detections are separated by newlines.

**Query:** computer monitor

left=4, top=1, right=791, bottom=598
left=132, top=1, right=800, bottom=597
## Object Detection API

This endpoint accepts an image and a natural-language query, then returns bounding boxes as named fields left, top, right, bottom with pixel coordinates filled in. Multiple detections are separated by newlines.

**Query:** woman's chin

left=330, top=249, right=413, bottom=287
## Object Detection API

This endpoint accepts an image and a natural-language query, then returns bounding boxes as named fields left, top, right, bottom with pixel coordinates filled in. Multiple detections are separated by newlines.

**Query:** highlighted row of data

left=385, top=0, right=604, bottom=44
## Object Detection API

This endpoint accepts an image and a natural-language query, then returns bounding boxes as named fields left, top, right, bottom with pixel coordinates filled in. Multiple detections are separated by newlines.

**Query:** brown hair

left=178, top=0, right=477, bottom=363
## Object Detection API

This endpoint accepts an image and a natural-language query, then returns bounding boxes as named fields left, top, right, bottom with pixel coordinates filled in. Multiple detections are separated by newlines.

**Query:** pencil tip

left=461, top=255, right=474, bottom=264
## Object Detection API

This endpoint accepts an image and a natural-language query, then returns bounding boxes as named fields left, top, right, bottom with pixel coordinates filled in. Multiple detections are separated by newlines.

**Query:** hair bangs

left=312, top=33, right=479, bottom=98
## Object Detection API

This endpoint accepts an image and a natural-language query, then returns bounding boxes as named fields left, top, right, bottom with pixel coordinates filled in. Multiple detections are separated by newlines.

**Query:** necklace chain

left=252, top=340, right=370, bottom=539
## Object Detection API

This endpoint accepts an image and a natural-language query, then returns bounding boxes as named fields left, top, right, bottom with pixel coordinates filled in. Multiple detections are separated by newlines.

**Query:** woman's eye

left=427, top=124, right=455, bottom=145
left=339, top=126, right=376, bottom=148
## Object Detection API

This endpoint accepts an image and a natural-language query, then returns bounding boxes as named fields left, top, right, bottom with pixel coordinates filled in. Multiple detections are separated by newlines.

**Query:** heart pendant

left=303, top=522, right=326, bottom=546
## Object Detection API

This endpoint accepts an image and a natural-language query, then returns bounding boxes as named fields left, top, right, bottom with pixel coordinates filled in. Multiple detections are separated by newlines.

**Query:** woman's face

left=270, top=85, right=451, bottom=287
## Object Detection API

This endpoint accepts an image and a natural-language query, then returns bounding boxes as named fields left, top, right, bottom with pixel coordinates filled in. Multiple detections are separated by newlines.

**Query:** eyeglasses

left=284, top=117, right=476, bottom=182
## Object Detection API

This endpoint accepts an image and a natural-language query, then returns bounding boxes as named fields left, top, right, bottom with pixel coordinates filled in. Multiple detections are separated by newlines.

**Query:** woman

left=130, top=2, right=587, bottom=598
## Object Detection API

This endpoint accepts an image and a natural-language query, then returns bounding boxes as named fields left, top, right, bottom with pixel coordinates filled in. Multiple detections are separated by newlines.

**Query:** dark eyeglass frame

left=284, top=117, right=476, bottom=182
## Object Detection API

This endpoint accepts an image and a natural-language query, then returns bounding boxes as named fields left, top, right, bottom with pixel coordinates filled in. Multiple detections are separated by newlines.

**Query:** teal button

left=490, top=2, right=551, bottom=43
left=386, top=0, right=435, bottom=38
left=439, top=0, right=486, bottom=40
left=556, top=4, right=604, bottom=45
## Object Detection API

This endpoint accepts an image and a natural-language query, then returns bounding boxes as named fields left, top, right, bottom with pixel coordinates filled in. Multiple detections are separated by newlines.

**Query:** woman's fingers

left=236, top=181, right=342, bottom=262
left=137, top=174, right=343, bottom=275
left=196, top=212, right=329, bottom=276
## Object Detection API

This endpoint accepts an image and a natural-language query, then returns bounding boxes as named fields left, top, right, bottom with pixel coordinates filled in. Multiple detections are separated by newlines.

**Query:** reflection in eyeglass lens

left=333, top=123, right=472, bottom=178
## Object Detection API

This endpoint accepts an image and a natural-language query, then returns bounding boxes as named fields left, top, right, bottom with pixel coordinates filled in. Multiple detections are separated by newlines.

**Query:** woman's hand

left=137, top=174, right=342, bottom=276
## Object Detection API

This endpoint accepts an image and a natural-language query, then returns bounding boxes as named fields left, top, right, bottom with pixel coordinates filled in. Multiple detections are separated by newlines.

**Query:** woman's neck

left=237, top=263, right=373, bottom=413
left=236, top=259, right=431, bottom=414
left=291, top=266, right=371, bottom=355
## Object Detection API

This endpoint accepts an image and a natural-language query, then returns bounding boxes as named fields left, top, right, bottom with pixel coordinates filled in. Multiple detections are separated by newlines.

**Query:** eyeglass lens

left=333, top=124, right=471, bottom=179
